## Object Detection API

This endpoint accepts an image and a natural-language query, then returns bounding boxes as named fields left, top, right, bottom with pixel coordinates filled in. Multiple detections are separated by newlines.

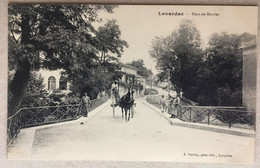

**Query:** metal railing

left=179, top=106, right=255, bottom=130
left=146, top=95, right=255, bottom=131
left=7, top=95, right=108, bottom=146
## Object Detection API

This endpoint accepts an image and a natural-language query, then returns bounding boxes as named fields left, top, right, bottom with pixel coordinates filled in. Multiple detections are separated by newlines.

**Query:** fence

left=146, top=95, right=255, bottom=131
left=7, top=95, right=108, bottom=146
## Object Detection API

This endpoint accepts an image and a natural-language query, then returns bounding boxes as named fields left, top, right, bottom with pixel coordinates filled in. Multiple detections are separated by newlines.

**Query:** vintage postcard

left=5, top=3, right=258, bottom=165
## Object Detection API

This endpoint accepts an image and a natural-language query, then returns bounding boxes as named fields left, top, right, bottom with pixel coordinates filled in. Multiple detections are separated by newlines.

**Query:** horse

left=118, top=88, right=135, bottom=121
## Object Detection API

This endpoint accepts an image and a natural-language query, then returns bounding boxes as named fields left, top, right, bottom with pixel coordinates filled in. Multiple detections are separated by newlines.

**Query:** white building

left=136, top=74, right=146, bottom=87
left=120, top=64, right=146, bottom=85
left=120, top=64, right=138, bottom=83
left=37, top=69, right=70, bottom=94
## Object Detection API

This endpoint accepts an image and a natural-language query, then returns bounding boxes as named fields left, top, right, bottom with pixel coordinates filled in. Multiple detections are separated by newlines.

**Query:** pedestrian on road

left=165, top=94, right=171, bottom=114
left=160, top=95, right=166, bottom=113
left=170, top=94, right=180, bottom=118
left=81, top=93, right=91, bottom=117
left=111, top=80, right=120, bottom=106
left=139, top=83, right=144, bottom=96
left=130, top=87, right=136, bottom=116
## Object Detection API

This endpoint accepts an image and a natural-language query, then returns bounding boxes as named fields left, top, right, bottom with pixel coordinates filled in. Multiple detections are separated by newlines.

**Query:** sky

left=96, top=5, right=258, bottom=74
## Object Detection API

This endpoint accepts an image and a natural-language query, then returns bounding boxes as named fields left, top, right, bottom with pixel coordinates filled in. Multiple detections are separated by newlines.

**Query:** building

left=120, top=64, right=146, bottom=96
left=37, top=69, right=70, bottom=94
left=37, top=64, right=147, bottom=95
left=240, top=40, right=257, bottom=112
left=120, top=64, right=146, bottom=85
left=136, top=74, right=146, bottom=87
left=120, top=64, right=138, bottom=83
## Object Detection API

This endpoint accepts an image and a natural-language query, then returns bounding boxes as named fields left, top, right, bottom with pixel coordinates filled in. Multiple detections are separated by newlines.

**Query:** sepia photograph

left=5, top=3, right=258, bottom=164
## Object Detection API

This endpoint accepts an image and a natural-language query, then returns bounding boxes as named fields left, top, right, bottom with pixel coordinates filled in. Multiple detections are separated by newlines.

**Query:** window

left=48, top=76, right=56, bottom=91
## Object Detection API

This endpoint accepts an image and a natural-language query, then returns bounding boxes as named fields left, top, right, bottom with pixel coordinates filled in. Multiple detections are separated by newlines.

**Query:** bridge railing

left=7, top=95, right=108, bottom=146
left=179, top=106, right=255, bottom=130
left=146, top=95, right=255, bottom=131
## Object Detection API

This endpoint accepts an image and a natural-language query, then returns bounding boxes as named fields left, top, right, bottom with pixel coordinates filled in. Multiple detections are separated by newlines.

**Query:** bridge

left=7, top=93, right=255, bottom=163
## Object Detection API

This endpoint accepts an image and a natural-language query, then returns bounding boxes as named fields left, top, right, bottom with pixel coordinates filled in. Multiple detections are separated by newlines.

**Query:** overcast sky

left=96, top=5, right=258, bottom=74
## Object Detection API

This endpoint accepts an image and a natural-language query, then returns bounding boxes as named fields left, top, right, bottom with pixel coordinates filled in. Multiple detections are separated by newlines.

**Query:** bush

left=217, top=87, right=242, bottom=106
left=20, top=72, right=49, bottom=108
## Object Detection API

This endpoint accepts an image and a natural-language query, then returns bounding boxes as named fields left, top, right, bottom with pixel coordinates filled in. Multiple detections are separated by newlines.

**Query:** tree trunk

left=8, top=13, right=31, bottom=117
left=8, top=59, right=31, bottom=117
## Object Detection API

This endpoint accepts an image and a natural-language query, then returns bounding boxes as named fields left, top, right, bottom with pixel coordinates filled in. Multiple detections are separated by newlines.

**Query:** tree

left=66, top=20, right=128, bottom=99
left=129, top=59, right=152, bottom=78
left=20, top=72, right=49, bottom=108
left=8, top=4, right=115, bottom=117
left=239, top=32, right=256, bottom=43
left=96, top=19, right=128, bottom=65
left=68, top=64, right=124, bottom=99
left=150, top=20, right=203, bottom=97
left=196, top=32, right=243, bottom=106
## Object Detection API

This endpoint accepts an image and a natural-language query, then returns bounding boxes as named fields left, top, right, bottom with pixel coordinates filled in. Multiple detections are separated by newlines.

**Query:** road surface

left=8, top=97, right=254, bottom=163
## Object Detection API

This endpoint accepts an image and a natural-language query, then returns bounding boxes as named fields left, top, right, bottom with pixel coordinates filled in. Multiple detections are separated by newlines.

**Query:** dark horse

left=118, top=88, right=135, bottom=121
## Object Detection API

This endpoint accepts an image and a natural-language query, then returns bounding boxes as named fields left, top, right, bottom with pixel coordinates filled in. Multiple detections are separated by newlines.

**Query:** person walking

left=160, top=95, right=166, bottom=113
left=170, top=94, right=180, bottom=118
left=165, top=94, right=172, bottom=115
left=139, top=83, right=144, bottom=96
left=111, top=80, right=120, bottom=106
left=129, top=87, right=136, bottom=117
left=81, top=93, right=90, bottom=117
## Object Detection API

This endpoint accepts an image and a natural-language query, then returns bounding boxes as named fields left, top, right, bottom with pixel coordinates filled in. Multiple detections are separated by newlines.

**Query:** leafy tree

left=68, top=64, right=124, bottom=99
left=20, top=72, right=49, bottom=108
left=8, top=4, right=115, bottom=117
left=96, top=19, right=128, bottom=65
left=150, top=20, right=203, bottom=98
left=198, top=33, right=243, bottom=106
left=196, top=32, right=256, bottom=106
left=67, top=20, right=128, bottom=99
left=129, top=59, right=152, bottom=78
left=239, top=32, right=256, bottom=43
left=195, top=62, right=218, bottom=105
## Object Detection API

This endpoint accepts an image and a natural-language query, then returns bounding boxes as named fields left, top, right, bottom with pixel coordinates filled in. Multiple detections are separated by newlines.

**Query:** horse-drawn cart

left=111, top=88, right=136, bottom=121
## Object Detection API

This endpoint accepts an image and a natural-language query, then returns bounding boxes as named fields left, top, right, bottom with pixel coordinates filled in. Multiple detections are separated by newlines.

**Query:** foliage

left=20, top=72, right=49, bottom=108
left=96, top=19, right=128, bottom=64
left=239, top=32, right=256, bottom=43
left=149, top=19, right=255, bottom=108
left=67, top=20, right=128, bottom=100
left=9, top=4, right=115, bottom=72
left=150, top=20, right=203, bottom=97
left=68, top=65, right=124, bottom=99
left=129, top=59, right=152, bottom=78
left=8, top=4, right=116, bottom=116
left=196, top=32, right=243, bottom=106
